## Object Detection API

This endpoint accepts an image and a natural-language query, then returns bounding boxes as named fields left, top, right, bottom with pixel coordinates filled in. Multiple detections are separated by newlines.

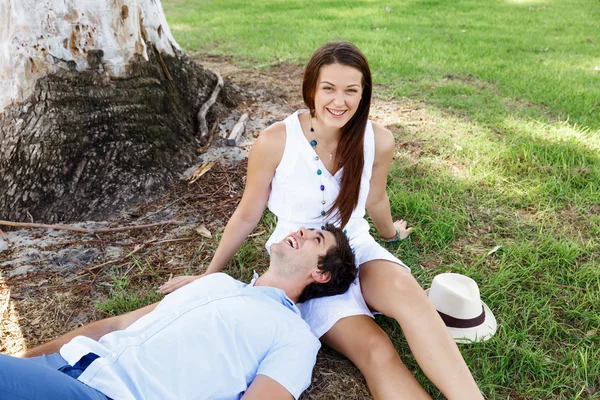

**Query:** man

left=0, top=224, right=356, bottom=400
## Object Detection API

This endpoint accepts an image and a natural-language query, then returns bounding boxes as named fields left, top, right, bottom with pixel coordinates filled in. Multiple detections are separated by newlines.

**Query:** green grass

left=95, top=273, right=163, bottom=316
left=112, top=1, right=600, bottom=398
left=381, top=106, right=599, bottom=398
left=163, top=0, right=600, bottom=132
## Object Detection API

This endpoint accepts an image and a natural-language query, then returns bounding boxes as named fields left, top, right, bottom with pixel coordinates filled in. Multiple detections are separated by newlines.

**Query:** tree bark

left=0, top=0, right=237, bottom=223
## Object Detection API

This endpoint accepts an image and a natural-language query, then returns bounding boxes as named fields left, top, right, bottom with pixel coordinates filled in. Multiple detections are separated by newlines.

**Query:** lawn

left=157, top=0, right=599, bottom=398
left=163, top=0, right=600, bottom=131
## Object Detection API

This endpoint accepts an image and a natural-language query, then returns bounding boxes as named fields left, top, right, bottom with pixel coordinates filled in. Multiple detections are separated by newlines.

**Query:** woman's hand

left=394, top=219, right=414, bottom=240
left=157, top=274, right=203, bottom=294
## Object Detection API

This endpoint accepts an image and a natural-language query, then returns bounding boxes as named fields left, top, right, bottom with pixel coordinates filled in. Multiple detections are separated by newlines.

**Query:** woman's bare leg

left=359, top=260, right=483, bottom=400
left=321, top=315, right=431, bottom=400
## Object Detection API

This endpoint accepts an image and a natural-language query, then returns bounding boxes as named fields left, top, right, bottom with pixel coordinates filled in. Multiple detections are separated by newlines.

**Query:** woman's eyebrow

left=319, top=81, right=361, bottom=88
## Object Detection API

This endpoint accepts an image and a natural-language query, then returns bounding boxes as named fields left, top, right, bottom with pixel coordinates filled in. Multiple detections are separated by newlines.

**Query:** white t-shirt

left=60, top=273, right=320, bottom=400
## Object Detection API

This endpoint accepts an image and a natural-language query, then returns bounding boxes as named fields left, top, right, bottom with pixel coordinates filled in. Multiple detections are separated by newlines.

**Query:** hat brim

left=425, top=289, right=497, bottom=344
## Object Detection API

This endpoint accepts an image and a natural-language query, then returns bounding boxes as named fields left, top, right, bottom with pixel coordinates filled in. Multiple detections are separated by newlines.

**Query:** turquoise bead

left=311, top=139, right=317, bottom=147
left=321, top=211, right=326, bottom=216
left=343, top=229, right=348, bottom=235
left=317, top=169, right=322, bottom=175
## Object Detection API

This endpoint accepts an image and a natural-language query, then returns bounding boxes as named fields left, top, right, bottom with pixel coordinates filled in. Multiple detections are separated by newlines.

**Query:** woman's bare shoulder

left=370, top=121, right=395, bottom=153
left=261, top=121, right=287, bottom=139
left=251, top=121, right=287, bottom=165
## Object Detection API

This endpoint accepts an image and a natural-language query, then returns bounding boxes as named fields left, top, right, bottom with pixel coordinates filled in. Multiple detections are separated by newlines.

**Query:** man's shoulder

left=173, top=273, right=245, bottom=300
left=267, top=313, right=321, bottom=361
left=271, top=308, right=321, bottom=350
left=196, top=272, right=244, bottom=287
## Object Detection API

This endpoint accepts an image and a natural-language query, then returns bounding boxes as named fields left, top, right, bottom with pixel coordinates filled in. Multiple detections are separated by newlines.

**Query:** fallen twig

left=82, top=241, right=155, bottom=273
left=189, top=162, right=215, bottom=184
left=197, top=69, right=224, bottom=138
left=1, top=287, right=11, bottom=316
left=0, top=272, right=54, bottom=285
left=0, top=228, right=10, bottom=249
left=153, top=237, right=196, bottom=245
left=92, top=307, right=115, bottom=317
left=138, top=196, right=209, bottom=221
left=0, top=220, right=183, bottom=234
left=79, top=237, right=193, bottom=275
left=227, top=112, right=249, bottom=146
left=248, top=230, right=266, bottom=238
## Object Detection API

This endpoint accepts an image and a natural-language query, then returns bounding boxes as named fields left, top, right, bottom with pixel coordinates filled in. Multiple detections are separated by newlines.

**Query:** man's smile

left=284, top=234, right=300, bottom=249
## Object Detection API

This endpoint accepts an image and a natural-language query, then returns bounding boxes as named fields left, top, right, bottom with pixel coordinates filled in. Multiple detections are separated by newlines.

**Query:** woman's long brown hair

left=302, top=41, right=372, bottom=228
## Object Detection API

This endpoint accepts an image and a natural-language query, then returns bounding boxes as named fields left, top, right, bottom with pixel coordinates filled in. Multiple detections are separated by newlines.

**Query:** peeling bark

left=0, top=0, right=239, bottom=222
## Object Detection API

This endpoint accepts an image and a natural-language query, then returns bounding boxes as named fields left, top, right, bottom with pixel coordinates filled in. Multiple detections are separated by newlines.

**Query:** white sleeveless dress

left=265, top=110, right=410, bottom=338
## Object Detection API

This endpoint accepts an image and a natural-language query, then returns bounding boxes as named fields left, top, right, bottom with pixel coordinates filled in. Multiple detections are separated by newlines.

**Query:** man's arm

left=241, top=374, right=294, bottom=400
left=19, top=302, right=158, bottom=358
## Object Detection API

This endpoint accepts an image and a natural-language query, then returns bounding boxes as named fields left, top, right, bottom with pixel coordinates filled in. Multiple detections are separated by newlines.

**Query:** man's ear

left=311, top=269, right=331, bottom=284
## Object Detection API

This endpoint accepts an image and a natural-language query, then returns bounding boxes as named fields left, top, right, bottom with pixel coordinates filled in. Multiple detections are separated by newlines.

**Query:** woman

left=159, top=42, right=482, bottom=399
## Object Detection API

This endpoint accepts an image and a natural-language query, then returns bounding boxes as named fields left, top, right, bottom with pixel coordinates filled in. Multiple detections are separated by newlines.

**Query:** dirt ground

left=0, top=55, right=434, bottom=399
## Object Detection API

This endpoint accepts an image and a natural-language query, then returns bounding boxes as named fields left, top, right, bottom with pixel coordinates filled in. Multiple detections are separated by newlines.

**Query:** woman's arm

left=158, top=123, right=286, bottom=293
left=365, top=122, right=413, bottom=240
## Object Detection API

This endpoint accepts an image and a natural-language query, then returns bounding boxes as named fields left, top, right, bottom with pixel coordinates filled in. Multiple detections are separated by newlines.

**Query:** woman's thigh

left=359, top=259, right=428, bottom=319
left=321, top=315, right=395, bottom=366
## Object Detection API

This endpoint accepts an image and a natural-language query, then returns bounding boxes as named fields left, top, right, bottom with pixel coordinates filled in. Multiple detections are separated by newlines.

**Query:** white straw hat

left=426, top=273, right=497, bottom=343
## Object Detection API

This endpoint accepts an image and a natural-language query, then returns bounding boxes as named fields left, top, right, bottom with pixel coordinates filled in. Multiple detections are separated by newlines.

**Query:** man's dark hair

left=298, top=224, right=357, bottom=303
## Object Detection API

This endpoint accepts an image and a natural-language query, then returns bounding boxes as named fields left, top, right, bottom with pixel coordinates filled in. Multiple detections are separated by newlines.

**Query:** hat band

left=437, top=305, right=485, bottom=328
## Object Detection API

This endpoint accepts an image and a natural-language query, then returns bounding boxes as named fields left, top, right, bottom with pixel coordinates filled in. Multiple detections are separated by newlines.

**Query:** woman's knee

left=390, top=267, right=421, bottom=294
left=354, top=328, right=400, bottom=370
left=322, top=316, right=400, bottom=371
left=361, top=261, right=422, bottom=298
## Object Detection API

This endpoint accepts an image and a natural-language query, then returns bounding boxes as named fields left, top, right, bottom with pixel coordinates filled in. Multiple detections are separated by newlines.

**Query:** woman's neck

left=311, top=115, right=341, bottom=148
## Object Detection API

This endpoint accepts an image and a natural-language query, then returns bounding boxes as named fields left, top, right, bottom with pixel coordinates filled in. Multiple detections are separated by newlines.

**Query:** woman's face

left=313, top=63, right=363, bottom=130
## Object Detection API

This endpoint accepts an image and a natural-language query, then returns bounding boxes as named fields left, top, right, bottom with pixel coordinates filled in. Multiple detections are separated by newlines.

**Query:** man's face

left=270, top=227, right=337, bottom=275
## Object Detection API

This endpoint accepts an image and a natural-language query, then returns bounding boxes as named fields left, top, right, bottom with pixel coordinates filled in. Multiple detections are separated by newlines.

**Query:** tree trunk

left=0, top=0, right=236, bottom=223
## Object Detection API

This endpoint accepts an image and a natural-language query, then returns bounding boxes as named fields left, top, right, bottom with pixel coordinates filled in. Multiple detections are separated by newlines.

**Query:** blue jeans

left=0, top=353, right=109, bottom=399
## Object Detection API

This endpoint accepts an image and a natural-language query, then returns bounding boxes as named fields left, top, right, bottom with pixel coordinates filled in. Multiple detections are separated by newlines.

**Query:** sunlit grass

left=164, top=0, right=600, bottom=131
left=379, top=102, right=599, bottom=397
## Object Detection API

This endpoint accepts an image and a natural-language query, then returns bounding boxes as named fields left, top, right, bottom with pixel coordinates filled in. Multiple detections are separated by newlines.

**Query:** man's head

left=269, top=224, right=356, bottom=303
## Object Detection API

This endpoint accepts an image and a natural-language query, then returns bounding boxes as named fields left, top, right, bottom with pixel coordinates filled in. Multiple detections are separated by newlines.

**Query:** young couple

left=1, top=41, right=483, bottom=399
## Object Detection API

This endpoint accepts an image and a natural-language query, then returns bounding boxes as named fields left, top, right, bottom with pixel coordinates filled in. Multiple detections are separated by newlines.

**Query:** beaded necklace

left=309, top=117, right=347, bottom=235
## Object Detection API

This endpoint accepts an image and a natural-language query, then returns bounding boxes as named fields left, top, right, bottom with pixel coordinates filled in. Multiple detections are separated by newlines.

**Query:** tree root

left=197, top=69, right=224, bottom=139
left=0, top=220, right=184, bottom=234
